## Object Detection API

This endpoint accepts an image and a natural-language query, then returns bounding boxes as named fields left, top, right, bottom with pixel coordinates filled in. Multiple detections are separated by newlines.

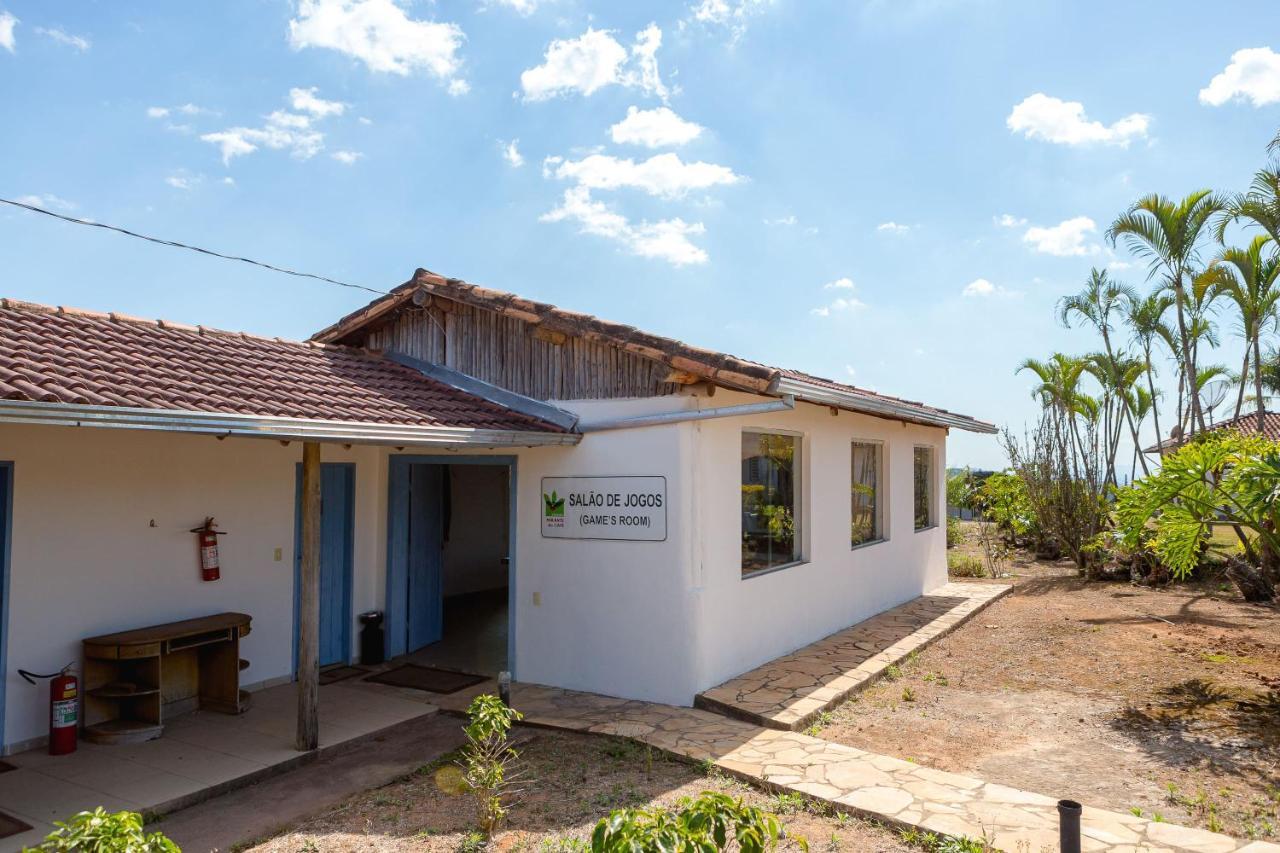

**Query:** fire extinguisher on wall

left=191, top=517, right=225, bottom=582
left=19, top=664, right=77, bottom=755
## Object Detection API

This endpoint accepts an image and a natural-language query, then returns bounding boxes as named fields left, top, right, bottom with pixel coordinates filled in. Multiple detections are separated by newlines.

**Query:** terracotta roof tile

left=1146, top=410, right=1280, bottom=453
left=0, top=299, right=567, bottom=434
left=313, top=270, right=996, bottom=433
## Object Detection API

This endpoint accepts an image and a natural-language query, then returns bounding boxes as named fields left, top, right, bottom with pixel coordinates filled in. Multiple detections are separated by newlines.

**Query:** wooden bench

left=82, top=612, right=252, bottom=745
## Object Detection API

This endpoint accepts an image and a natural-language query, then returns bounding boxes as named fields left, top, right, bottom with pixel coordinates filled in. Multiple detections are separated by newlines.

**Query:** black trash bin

left=359, top=610, right=385, bottom=665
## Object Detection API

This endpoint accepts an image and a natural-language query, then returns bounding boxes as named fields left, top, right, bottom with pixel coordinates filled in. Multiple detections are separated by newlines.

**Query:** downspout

left=577, top=395, right=796, bottom=432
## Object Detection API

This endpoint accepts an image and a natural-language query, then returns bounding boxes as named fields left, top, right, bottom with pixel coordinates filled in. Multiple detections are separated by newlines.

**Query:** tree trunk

left=1234, top=347, right=1250, bottom=421
left=1173, top=279, right=1206, bottom=432
left=1226, top=556, right=1276, bottom=602
left=1254, top=332, right=1266, bottom=435
left=297, top=441, right=321, bottom=752
left=1126, top=405, right=1150, bottom=477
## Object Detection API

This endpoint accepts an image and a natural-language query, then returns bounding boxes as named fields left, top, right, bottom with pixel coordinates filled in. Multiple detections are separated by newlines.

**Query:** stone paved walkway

left=433, top=682, right=1278, bottom=853
left=695, top=582, right=1011, bottom=730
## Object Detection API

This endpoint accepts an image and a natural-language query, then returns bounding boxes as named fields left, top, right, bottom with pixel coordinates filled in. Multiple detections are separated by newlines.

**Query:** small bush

left=945, top=516, right=963, bottom=548
left=591, top=791, right=784, bottom=853
left=459, top=694, right=524, bottom=838
left=947, top=554, right=986, bottom=578
left=24, top=808, right=177, bottom=853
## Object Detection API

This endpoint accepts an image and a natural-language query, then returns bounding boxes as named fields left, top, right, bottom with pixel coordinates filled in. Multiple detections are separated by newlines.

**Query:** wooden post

left=296, top=441, right=321, bottom=751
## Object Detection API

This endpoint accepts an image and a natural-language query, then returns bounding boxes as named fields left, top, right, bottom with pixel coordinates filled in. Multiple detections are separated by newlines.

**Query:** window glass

left=913, top=446, right=934, bottom=530
left=741, top=432, right=799, bottom=574
left=851, top=442, right=881, bottom=546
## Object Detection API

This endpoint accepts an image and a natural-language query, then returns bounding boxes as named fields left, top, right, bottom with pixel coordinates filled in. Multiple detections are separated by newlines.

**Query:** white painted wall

left=0, top=424, right=385, bottom=752
left=0, top=388, right=952, bottom=750
left=688, top=390, right=949, bottom=691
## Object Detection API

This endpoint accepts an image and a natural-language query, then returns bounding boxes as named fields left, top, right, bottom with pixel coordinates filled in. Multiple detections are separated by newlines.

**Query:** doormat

left=364, top=664, right=487, bottom=694
left=0, top=812, right=31, bottom=838
left=319, top=665, right=369, bottom=686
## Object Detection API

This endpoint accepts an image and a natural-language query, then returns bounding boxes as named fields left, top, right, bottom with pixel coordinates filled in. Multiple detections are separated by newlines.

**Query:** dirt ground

left=244, top=727, right=915, bottom=853
left=815, top=522, right=1280, bottom=843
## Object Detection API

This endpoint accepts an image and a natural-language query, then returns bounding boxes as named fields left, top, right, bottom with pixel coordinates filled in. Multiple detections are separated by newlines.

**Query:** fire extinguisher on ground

left=19, top=664, right=77, bottom=755
left=192, top=517, right=225, bottom=582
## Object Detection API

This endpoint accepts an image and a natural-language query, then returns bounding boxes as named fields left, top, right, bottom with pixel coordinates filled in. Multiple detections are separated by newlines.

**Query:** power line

left=0, top=196, right=388, bottom=297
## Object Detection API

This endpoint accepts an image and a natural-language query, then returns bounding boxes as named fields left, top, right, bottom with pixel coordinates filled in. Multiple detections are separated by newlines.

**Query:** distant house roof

left=313, top=269, right=998, bottom=434
left=1143, top=410, right=1280, bottom=454
left=0, top=299, right=576, bottom=446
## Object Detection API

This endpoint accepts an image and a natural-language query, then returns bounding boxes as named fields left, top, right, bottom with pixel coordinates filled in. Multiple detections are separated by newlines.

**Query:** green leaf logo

left=543, top=490, right=565, bottom=517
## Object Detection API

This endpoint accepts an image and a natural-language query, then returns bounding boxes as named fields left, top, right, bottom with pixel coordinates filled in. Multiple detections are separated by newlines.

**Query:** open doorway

left=385, top=457, right=514, bottom=678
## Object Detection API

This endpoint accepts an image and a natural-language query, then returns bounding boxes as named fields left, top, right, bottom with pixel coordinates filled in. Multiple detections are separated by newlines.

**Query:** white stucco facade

left=0, top=389, right=948, bottom=752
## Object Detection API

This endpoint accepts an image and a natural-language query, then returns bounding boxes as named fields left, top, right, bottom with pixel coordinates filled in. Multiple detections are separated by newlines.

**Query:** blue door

left=294, top=463, right=355, bottom=668
left=406, top=464, right=444, bottom=652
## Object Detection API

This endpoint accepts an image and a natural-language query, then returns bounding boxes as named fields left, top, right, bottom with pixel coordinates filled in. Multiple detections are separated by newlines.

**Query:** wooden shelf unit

left=82, top=612, right=252, bottom=745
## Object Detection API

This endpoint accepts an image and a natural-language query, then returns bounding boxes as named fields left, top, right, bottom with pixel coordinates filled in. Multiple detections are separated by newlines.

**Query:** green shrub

left=24, top=808, right=177, bottom=853
left=947, top=554, right=986, bottom=578
left=591, top=791, right=785, bottom=853
left=459, top=694, right=524, bottom=838
left=945, top=516, right=962, bottom=548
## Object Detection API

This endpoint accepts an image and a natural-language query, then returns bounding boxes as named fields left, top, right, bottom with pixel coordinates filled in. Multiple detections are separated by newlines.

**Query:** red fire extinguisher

left=19, top=664, right=77, bottom=755
left=192, top=517, right=225, bottom=582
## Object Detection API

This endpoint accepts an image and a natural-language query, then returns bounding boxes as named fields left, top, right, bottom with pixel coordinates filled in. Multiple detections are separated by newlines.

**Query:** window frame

left=913, top=444, right=936, bottom=532
left=740, top=427, right=806, bottom=579
left=850, top=439, right=887, bottom=550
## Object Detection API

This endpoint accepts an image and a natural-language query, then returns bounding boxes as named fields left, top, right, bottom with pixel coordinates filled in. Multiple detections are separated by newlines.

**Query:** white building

left=0, top=269, right=993, bottom=753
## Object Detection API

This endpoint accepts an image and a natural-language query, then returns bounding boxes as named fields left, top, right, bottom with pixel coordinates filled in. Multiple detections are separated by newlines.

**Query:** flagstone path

left=415, top=581, right=1278, bottom=851
left=695, top=582, right=1011, bottom=730
left=430, top=681, right=1278, bottom=853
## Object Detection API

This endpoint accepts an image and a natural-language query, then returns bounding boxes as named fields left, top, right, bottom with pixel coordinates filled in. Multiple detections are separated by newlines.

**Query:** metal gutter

left=387, top=352, right=581, bottom=432
left=0, top=400, right=582, bottom=448
left=774, top=376, right=998, bottom=434
left=578, top=395, right=796, bottom=432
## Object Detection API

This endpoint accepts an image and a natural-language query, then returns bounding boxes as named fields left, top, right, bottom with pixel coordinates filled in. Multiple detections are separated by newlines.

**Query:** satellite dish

left=1200, top=380, right=1230, bottom=425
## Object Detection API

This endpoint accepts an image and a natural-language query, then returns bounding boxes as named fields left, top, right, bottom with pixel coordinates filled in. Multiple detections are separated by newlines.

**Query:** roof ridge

left=0, top=296, right=379, bottom=358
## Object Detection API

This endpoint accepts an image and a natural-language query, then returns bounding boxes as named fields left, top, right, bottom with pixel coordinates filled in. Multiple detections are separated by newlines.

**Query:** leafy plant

left=458, top=694, right=525, bottom=838
left=590, top=791, right=785, bottom=853
left=24, top=808, right=178, bottom=853
left=947, top=554, right=987, bottom=578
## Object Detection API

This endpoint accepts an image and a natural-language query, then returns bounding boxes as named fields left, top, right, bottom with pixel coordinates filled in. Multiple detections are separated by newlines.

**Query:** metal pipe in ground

left=1058, top=799, right=1082, bottom=853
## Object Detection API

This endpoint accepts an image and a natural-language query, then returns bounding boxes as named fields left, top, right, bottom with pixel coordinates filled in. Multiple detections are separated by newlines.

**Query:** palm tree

left=1018, top=353, right=1090, bottom=468
left=1058, top=269, right=1137, bottom=361
left=1203, top=235, right=1280, bottom=432
left=1217, top=168, right=1280, bottom=246
left=1107, top=190, right=1226, bottom=433
left=1124, top=292, right=1174, bottom=454
left=1126, top=386, right=1155, bottom=479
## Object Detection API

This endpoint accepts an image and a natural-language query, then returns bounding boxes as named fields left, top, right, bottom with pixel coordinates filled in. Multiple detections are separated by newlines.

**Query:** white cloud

left=545, top=152, right=740, bottom=200
left=35, top=26, right=89, bottom=51
left=1199, top=47, right=1280, bottom=107
left=331, top=150, right=363, bottom=164
left=199, top=92, right=347, bottom=164
left=177, top=103, right=213, bottom=116
left=358, top=116, right=373, bottom=125
left=290, top=86, right=347, bottom=117
left=0, top=11, right=16, bottom=52
left=610, top=106, right=703, bottom=148
left=844, top=364, right=857, bottom=378
left=994, top=213, right=1026, bottom=228
left=14, top=193, right=75, bottom=211
left=165, top=173, right=201, bottom=191
left=1022, top=216, right=1100, bottom=257
left=962, top=278, right=1019, bottom=299
left=288, top=0, right=466, bottom=90
left=541, top=186, right=708, bottom=266
left=764, top=214, right=797, bottom=227
left=520, top=25, right=668, bottom=101
left=875, top=221, right=911, bottom=235
left=1108, top=258, right=1134, bottom=271
left=1007, top=93, right=1150, bottom=147
left=501, top=139, right=524, bottom=168
left=146, top=106, right=170, bottom=119
left=447, top=78, right=471, bottom=97
left=687, top=0, right=774, bottom=41
left=812, top=278, right=867, bottom=316
left=482, top=0, right=540, bottom=13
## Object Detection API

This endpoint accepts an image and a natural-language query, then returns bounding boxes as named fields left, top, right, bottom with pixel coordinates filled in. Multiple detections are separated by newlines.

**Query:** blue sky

left=2, top=0, right=1279, bottom=468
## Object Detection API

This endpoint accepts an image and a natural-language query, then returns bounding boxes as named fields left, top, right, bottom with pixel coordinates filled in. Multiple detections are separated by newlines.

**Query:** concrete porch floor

left=0, top=680, right=437, bottom=851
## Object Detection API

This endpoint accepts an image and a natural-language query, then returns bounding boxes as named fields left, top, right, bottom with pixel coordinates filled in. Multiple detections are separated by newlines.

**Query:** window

left=851, top=441, right=883, bottom=547
left=913, top=446, right=934, bottom=530
left=741, top=431, right=800, bottom=575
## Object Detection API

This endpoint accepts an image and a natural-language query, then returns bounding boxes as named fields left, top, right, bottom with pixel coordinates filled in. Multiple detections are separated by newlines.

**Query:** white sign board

left=540, top=476, right=667, bottom=541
